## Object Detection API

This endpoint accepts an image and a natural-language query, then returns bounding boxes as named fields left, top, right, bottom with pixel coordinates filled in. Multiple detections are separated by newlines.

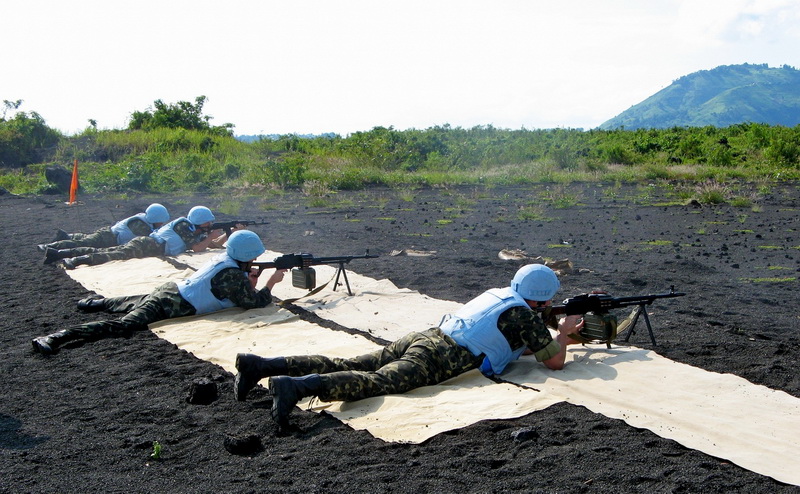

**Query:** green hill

left=599, top=63, right=800, bottom=130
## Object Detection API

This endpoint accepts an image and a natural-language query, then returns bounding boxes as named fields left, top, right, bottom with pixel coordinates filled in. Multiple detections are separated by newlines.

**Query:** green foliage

left=0, top=100, right=62, bottom=167
left=0, top=167, right=47, bottom=193
left=262, top=153, right=306, bottom=188
left=764, top=130, right=800, bottom=166
left=3, top=96, right=800, bottom=194
left=128, top=96, right=233, bottom=137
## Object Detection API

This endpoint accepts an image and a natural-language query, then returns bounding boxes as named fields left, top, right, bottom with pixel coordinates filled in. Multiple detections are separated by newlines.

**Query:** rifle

left=545, top=286, right=685, bottom=346
left=210, top=219, right=270, bottom=236
left=243, top=251, right=378, bottom=296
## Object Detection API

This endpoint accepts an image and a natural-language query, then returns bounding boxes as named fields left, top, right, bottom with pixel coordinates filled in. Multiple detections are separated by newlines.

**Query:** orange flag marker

left=68, top=159, right=79, bottom=205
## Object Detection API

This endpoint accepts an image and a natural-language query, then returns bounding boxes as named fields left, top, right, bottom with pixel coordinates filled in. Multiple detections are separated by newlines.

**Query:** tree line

left=1, top=97, right=798, bottom=194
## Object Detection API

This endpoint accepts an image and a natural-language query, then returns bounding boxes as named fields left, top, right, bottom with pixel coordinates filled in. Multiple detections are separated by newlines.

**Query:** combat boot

left=60, top=255, right=91, bottom=270
left=31, top=329, right=74, bottom=355
left=43, top=248, right=73, bottom=265
left=269, top=374, right=324, bottom=429
left=77, top=295, right=107, bottom=313
left=234, top=353, right=289, bottom=401
left=53, top=229, right=71, bottom=241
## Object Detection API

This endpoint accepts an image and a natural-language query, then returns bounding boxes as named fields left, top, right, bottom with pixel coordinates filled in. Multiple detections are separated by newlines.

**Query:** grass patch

left=517, top=205, right=550, bottom=221
left=740, top=277, right=797, bottom=283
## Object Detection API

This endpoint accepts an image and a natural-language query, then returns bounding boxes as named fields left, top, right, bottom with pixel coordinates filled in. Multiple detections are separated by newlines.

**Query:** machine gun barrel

left=245, top=251, right=378, bottom=277
left=210, top=219, right=270, bottom=236
left=548, top=286, right=685, bottom=316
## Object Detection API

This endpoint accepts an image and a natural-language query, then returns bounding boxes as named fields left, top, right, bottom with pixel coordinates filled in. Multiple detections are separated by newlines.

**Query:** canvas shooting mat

left=174, top=250, right=462, bottom=341
left=64, top=251, right=800, bottom=485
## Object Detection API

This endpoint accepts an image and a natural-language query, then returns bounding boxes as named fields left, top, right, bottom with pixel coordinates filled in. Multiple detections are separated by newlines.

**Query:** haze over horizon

left=3, top=0, right=799, bottom=137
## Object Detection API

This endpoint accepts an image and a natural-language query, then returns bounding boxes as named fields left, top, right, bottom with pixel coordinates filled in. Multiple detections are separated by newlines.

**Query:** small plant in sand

left=541, top=185, right=579, bottom=208
left=517, top=204, right=549, bottom=221
left=729, top=196, right=751, bottom=208
left=302, top=180, right=335, bottom=207
left=453, top=193, right=477, bottom=209
left=151, top=441, right=162, bottom=460
left=396, top=188, right=417, bottom=202
left=694, top=180, right=728, bottom=205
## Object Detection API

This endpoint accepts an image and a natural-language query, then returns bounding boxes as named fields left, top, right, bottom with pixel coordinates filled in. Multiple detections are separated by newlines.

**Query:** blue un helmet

left=226, top=230, right=266, bottom=262
left=510, top=264, right=560, bottom=301
left=187, top=206, right=215, bottom=226
left=144, top=203, right=170, bottom=224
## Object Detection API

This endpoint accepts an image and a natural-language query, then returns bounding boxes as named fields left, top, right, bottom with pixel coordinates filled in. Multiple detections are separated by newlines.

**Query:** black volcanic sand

left=2, top=183, right=798, bottom=492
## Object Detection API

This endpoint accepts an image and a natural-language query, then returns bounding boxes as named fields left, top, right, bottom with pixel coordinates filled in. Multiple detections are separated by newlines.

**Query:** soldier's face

left=527, top=299, right=552, bottom=309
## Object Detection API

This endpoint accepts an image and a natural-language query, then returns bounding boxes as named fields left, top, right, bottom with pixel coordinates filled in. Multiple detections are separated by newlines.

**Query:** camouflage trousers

left=47, top=227, right=118, bottom=250
left=61, top=282, right=195, bottom=341
left=285, top=328, right=484, bottom=402
left=76, top=236, right=165, bottom=266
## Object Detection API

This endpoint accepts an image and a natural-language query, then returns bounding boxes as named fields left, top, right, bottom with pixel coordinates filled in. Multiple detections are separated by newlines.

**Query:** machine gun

left=243, top=251, right=378, bottom=296
left=545, top=286, right=686, bottom=346
left=209, top=219, right=270, bottom=236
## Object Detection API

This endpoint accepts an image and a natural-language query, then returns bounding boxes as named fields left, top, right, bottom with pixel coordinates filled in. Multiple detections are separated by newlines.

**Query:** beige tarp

left=65, top=251, right=800, bottom=486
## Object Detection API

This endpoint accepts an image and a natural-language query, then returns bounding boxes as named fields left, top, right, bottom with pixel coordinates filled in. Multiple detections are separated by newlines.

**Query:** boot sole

left=234, top=353, right=256, bottom=401
left=31, top=339, right=54, bottom=355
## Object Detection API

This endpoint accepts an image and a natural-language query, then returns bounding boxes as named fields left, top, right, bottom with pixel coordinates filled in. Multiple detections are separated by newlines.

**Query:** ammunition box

left=581, top=312, right=618, bottom=342
left=292, top=267, right=316, bottom=290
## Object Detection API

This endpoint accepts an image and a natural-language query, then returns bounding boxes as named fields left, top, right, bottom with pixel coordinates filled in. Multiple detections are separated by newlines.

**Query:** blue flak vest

left=439, top=287, right=529, bottom=376
left=177, top=254, right=242, bottom=314
left=150, top=218, right=193, bottom=256
left=111, top=213, right=155, bottom=245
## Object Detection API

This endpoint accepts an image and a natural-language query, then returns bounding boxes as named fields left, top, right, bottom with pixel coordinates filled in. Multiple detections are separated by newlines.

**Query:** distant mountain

left=599, top=63, right=800, bottom=130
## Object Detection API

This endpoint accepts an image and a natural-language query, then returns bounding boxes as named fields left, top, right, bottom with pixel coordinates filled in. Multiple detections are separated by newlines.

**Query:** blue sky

left=3, top=0, right=799, bottom=136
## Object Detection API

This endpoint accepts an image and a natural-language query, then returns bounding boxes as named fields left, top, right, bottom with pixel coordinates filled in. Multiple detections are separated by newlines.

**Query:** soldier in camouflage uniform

left=40, top=204, right=170, bottom=263
left=233, top=264, right=585, bottom=429
left=32, top=230, right=286, bottom=355
left=54, top=206, right=223, bottom=270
